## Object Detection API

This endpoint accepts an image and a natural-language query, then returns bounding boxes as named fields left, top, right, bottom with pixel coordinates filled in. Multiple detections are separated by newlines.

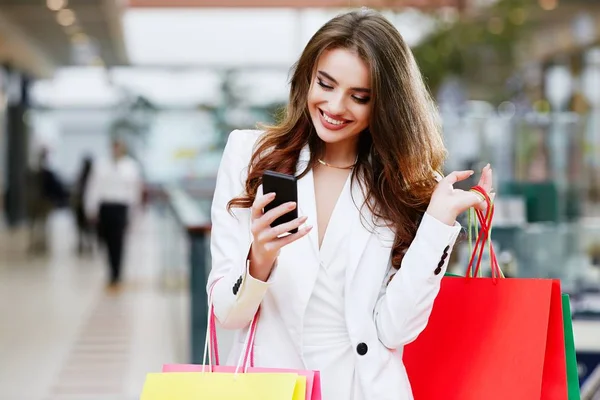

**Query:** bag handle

left=466, top=185, right=503, bottom=280
left=469, top=186, right=501, bottom=279
left=203, top=277, right=259, bottom=374
left=466, top=185, right=493, bottom=277
left=201, top=282, right=217, bottom=372
left=467, top=185, right=499, bottom=278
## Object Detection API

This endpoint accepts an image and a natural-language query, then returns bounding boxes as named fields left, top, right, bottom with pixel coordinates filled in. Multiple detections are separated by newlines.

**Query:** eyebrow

left=317, top=70, right=371, bottom=93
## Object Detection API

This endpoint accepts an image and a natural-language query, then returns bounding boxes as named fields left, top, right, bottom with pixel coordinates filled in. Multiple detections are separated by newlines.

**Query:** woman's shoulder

left=221, top=130, right=266, bottom=178
left=225, top=129, right=264, bottom=152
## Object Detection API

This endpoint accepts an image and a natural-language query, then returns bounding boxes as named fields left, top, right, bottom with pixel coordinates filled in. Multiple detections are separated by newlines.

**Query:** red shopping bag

left=403, top=186, right=568, bottom=400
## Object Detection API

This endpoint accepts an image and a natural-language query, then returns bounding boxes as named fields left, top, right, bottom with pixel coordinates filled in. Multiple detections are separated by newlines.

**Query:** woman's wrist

left=425, top=203, right=457, bottom=227
left=248, top=247, right=275, bottom=282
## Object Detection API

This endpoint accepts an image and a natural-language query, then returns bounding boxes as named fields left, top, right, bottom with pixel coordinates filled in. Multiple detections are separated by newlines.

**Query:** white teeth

left=322, top=112, right=345, bottom=125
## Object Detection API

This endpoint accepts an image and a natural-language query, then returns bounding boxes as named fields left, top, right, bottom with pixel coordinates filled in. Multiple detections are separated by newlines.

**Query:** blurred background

left=1, top=0, right=600, bottom=398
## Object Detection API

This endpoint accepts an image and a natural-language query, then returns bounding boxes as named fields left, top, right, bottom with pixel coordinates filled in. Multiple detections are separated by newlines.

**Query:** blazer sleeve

left=374, top=213, right=461, bottom=349
left=207, top=130, right=272, bottom=330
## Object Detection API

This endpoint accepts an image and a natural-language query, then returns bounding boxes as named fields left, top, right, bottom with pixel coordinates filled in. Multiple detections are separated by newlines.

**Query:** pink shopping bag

left=163, top=284, right=322, bottom=400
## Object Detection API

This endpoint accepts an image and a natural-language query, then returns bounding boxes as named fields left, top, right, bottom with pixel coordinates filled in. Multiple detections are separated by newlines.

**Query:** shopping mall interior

left=1, top=0, right=600, bottom=399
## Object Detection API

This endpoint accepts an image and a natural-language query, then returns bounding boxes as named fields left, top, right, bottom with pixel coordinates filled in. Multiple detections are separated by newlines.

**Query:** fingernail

left=289, top=202, right=297, bottom=209
left=269, top=192, right=276, bottom=198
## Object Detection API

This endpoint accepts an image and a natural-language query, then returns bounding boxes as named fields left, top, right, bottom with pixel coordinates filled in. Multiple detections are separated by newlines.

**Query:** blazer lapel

left=295, top=148, right=319, bottom=260
left=345, top=178, right=376, bottom=286
left=318, top=174, right=352, bottom=268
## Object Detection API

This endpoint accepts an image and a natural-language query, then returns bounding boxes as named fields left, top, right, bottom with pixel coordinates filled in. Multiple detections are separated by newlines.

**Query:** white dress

left=302, top=175, right=363, bottom=400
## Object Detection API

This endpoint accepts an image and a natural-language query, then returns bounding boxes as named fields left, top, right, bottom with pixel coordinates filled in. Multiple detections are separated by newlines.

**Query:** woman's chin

left=313, top=123, right=347, bottom=144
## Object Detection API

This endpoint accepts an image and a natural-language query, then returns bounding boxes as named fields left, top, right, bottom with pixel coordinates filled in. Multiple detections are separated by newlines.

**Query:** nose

left=327, top=92, right=346, bottom=116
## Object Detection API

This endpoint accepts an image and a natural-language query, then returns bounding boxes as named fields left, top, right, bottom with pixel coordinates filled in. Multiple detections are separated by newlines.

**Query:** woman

left=208, top=8, right=493, bottom=400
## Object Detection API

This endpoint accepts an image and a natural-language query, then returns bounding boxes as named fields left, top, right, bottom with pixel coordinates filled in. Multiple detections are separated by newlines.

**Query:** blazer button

left=434, top=265, right=443, bottom=275
left=356, top=342, right=368, bottom=356
left=232, top=275, right=242, bottom=295
left=444, top=245, right=450, bottom=253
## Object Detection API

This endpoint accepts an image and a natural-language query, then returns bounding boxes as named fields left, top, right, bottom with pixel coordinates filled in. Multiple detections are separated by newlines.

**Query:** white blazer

left=208, top=130, right=461, bottom=400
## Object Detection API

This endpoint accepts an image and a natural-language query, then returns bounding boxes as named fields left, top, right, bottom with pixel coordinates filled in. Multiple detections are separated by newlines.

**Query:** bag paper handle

left=203, top=277, right=259, bottom=374
left=201, top=278, right=223, bottom=373
left=466, top=185, right=503, bottom=280
left=467, top=185, right=498, bottom=278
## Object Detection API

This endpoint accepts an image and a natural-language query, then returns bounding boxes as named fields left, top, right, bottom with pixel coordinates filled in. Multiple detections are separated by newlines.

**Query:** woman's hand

left=248, top=192, right=313, bottom=281
left=426, top=164, right=494, bottom=226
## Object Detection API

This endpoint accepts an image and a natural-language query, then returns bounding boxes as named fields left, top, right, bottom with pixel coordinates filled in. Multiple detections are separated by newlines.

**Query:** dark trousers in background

left=98, top=202, right=128, bottom=285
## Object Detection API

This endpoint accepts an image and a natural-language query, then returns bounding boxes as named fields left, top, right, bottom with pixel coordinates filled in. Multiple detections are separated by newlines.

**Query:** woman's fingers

left=262, top=202, right=297, bottom=227
left=251, top=192, right=276, bottom=220
left=274, top=224, right=313, bottom=248
left=457, top=190, right=486, bottom=211
left=443, top=170, right=474, bottom=185
left=476, top=164, right=493, bottom=192
left=473, top=192, right=496, bottom=212
left=261, top=216, right=308, bottom=241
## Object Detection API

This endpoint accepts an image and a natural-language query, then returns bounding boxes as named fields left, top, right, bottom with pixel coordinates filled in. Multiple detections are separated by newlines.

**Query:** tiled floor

left=0, top=209, right=189, bottom=400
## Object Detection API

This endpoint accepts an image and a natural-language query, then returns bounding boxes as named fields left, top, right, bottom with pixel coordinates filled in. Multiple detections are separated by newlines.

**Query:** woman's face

left=307, top=48, right=372, bottom=148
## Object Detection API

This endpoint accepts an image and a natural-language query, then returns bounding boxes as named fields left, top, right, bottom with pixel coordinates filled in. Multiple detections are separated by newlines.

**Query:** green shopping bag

left=444, top=272, right=462, bottom=278
left=562, top=294, right=580, bottom=400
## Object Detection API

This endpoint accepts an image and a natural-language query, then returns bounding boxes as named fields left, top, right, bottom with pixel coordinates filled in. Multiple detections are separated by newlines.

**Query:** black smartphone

left=262, top=170, right=299, bottom=234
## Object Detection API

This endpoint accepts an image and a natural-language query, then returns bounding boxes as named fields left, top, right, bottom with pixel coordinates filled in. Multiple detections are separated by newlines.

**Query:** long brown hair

left=228, top=8, right=446, bottom=269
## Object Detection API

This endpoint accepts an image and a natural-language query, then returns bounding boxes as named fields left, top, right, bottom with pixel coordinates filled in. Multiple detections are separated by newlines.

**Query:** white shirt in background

left=84, top=156, right=143, bottom=220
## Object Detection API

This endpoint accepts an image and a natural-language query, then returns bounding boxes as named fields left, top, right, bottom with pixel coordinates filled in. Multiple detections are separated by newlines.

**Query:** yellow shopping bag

left=141, top=371, right=307, bottom=400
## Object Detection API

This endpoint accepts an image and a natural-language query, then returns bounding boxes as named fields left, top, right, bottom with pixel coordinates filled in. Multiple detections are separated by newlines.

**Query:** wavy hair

left=228, top=8, right=446, bottom=268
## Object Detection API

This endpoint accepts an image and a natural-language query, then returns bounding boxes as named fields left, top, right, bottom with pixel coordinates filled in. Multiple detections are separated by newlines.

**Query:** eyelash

left=317, top=79, right=370, bottom=105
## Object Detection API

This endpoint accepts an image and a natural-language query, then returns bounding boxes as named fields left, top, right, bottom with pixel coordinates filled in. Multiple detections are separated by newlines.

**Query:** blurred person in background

left=71, top=155, right=94, bottom=255
left=26, top=147, right=67, bottom=255
left=85, top=139, right=143, bottom=290
left=208, top=8, right=493, bottom=400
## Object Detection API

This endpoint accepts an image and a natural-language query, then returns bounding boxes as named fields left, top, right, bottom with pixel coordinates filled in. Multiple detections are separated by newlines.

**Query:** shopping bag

left=562, top=294, right=581, bottom=400
left=162, top=300, right=321, bottom=400
left=141, top=372, right=304, bottom=400
left=141, top=278, right=320, bottom=400
left=141, top=314, right=308, bottom=400
left=403, top=185, right=568, bottom=400
left=162, top=364, right=321, bottom=400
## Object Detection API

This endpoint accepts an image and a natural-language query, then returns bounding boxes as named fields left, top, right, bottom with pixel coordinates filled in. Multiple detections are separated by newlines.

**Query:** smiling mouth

left=319, top=109, right=351, bottom=126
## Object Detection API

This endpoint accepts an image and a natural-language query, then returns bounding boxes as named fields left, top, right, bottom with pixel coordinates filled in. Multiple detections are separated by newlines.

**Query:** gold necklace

left=317, top=158, right=356, bottom=170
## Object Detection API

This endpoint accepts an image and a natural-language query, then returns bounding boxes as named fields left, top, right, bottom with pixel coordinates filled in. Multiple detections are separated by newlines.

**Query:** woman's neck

left=322, top=138, right=358, bottom=167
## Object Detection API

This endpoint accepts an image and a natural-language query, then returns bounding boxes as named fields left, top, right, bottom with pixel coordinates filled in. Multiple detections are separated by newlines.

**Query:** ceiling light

left=47, top=0, right=67, bottom=11
left=539, top=0, right=558, bottom=11
left=56, top=9, right=76, bottom=27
